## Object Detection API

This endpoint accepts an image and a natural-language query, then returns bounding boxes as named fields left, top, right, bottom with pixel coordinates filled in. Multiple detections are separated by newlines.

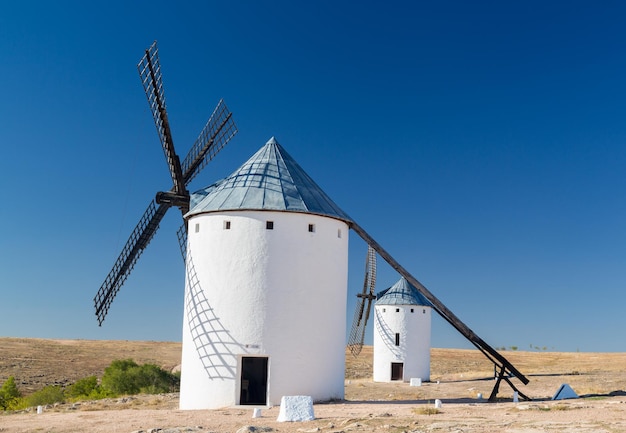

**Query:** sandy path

left=3, top=396, right=626, bottom=433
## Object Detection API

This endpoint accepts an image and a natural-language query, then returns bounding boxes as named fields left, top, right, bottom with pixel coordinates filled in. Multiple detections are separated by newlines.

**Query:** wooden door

left=240, top=357, right=268, bottom=405
left=391, top=362, right=403, bottom=381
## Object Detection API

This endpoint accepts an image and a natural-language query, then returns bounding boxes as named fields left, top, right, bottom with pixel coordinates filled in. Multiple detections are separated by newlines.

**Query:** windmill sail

left=347, top=245, right=377, bottom=356
left=182, top=99, right=237, bottom=184
left=94, top=41, right=237, bottom=325
left=94, top=200, right=168, bottom=324
left=138, top=41, right=186, bottom=196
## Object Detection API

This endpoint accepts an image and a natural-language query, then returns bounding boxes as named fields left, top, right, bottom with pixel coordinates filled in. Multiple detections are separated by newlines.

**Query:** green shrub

left=1, top=359, right=178, bottom=411
left=0, top=376, right=21, bottom=409
left=24, top=385, right=65, bottom=407
left=66, top=375, right=98, bottom=398
left=101, top=359, right=139, bottom=394
left=101, top=359, right=179, bottom=396
left=137, top=363, right=179, bottom=394
left=65, top=375, right=114, bottom=400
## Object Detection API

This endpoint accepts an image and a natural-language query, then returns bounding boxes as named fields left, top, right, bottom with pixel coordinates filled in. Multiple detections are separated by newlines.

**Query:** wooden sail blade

left=347, top=245, right=377, bottom=356
left=94, top=200, right=169, bottom=325
left=347, top=297, right=367, bottom=356
left=182, top=100, right=237, bottom=185
left=137, top=41, right=186, bottom=196
left=366, top=245, right=377, bottom=295
left=181, top=99, right=238, bottom=185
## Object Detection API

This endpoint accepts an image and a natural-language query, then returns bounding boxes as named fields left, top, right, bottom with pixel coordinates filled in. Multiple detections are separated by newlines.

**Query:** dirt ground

left=1, top=339, right=625, bottom=432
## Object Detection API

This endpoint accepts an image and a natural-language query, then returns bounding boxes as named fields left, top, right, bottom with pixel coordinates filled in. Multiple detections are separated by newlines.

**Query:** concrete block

left=410, top=378, right=422, bottom=386
left=276, top=395, right=315, bottom=422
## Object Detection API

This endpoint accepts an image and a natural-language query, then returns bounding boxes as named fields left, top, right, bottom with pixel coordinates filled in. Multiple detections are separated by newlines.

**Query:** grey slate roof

left=187, top=137, right=352, bottom=222
left=376, top=277, right=432, bottom=306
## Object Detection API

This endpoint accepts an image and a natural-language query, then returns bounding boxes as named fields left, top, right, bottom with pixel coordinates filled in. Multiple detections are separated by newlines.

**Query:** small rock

left=235, top=427, right=273, bottom=433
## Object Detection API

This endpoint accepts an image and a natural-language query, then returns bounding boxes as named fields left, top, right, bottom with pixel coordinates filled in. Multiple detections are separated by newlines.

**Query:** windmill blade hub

left=156, top=191, right=190, bottom=211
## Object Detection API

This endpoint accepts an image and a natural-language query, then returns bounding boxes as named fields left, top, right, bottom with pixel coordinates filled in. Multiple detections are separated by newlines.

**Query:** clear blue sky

left=1, top=1, right=625, bottom=353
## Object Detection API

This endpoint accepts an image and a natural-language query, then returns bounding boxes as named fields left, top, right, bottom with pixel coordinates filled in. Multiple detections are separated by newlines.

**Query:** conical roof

left=376, top=277, right=432, bottom=306
left=187, top=137, right=352, bottom=222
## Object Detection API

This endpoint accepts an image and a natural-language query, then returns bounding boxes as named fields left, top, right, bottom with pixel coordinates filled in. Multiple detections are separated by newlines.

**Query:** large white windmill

left=179, top=137, right=351, bottom=409
left=95, top=41, right=532, bottom=410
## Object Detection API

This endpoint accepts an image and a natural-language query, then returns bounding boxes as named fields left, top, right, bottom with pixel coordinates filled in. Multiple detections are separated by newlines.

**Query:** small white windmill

left=373, top=277, right=432, bottom=382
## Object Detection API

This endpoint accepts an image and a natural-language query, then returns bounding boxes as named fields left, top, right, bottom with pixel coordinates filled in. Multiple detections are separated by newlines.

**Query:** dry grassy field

left=0, top=338, right=181, bottom=394
left=1, top=338, right=626, bottom=432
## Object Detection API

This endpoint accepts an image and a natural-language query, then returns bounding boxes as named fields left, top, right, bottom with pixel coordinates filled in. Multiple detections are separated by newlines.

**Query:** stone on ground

left=276, top=396, right=315, bottom=422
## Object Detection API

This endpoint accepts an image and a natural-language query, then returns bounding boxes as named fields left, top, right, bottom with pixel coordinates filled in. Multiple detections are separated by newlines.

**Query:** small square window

left=266, top=221, right=274, bottom=230
left=224, top=220, right=231, bottom=230
left=308, top=224, right=315, bottom=233
left=382, top=308, right=386, bottom=313
left=410, top=308, right=414, bottom=313
left=423, top=309, right=426, bottom=314
left=195, top=223, right=200, bottom=233
left=395, top=308, right=400, bottom=313
left=337, top=229, right=342, bottom=238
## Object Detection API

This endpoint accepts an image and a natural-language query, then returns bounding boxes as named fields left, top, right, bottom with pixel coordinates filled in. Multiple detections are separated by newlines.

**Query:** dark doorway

left=391, top=362, right=404, bottom=381
left=240, top=357, right=268, bottom=405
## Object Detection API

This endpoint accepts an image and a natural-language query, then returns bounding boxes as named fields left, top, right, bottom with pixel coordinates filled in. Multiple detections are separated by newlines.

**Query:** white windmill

left=373, top=277, right=432, bottom=382
left=179, top=137, right=351, bottom=409
left=95, top=41, right=533, bottom=410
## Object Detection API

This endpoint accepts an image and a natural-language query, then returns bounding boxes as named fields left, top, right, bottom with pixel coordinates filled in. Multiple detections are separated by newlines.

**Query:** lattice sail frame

left=137, top=42, right=186, bottom=195
left=94, top=201, right=168, bottom=325
left=347, top=245, right=377, bottom=356
left=182, top=99, right=237, bottom=184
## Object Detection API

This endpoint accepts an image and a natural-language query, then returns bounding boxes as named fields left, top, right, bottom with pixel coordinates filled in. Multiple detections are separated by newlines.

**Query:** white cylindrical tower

left=179, top=138, right=352, bottom=410
left=373, top=278, right=432, bottom=382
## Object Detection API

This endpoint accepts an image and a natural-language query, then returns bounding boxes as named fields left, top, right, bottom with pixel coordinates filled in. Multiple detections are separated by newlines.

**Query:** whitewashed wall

left=180, top=210, right=349, bottom=409
left=373, top=304, right=431, bottom=382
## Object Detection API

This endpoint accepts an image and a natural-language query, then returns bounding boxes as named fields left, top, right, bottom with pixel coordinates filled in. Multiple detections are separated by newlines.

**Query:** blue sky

left=1, top=1, right=625, bottom=353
